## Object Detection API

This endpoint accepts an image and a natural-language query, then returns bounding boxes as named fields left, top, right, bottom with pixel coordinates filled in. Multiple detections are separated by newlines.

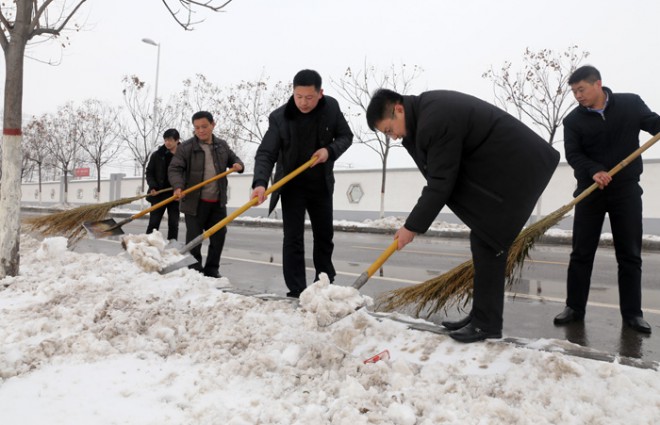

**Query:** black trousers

left=469, top=232, right=509, bottom=333
left=146, top=201, right=180, bottom=240
left=280, top=185, right=335, bottom=296
left=566, top=183, right=643, bottom=319
left=184, top=201, right=227, bottom=275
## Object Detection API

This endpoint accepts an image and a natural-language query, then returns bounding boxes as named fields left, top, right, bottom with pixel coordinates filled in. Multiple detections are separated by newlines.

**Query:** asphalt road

left=23, top=212, right=660, bottom=367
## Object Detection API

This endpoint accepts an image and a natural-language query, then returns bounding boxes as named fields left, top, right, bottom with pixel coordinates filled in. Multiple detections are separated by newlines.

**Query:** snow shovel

left=159, top=156, right=319, bottom=274
left=352, top=240, right=399, bottom=289
left=83, top=169, right=236, bottom=238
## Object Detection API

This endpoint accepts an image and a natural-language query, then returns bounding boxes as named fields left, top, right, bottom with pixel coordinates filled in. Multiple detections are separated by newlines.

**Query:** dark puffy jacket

left=252, top=95, right=353, bottom=213
left=145, top=144, right=175, bottom=203
left=402, top=91, right=560, bottom=252
left=564, top=87, right=660, bottom=190
left=168, top=135, right=244, bottom=216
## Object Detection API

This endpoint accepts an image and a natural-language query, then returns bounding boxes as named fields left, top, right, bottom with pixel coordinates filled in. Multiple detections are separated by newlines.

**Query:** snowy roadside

left=1, top=235, right=659, bottom=424
left=20, top=205, right=660, bottom=250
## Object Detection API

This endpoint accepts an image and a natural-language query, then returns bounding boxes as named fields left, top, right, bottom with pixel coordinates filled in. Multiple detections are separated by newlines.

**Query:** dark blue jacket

left=564, top=87, right=660, bottom=190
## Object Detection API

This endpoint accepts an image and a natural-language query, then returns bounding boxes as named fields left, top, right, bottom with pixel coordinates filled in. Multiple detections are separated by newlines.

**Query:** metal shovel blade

left=352, top=272, right=370, bottom=290
left=159, top=255, right=198, bottom=275
left=83, top=218, right=125, bottom=238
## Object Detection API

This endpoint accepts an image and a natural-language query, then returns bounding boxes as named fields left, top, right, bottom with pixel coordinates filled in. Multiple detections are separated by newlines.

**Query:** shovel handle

left=568, top=132, right=660, bottom=208
left=366, top=240, right=399, bottom=278
left=131, top=169, right=236, bottom=220
left=352, top=240, right=399, bottom=289
left=180, top=157, right=318, bottom=254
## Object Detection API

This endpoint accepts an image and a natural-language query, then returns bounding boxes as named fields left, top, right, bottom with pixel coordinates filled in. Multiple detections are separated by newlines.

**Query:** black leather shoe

left=203, top=269, right=222, bottom=278
left=553, top=306, right=585, bottom=325
left=441, top=315, right=471, bottom=331
left=449, top=323, right=502, bottom=343
left=624, top=316, right=652, bottom=334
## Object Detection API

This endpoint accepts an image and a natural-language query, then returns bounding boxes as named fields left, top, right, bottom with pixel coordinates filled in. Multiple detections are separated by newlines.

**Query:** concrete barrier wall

left=20, top=159, right=660, bottom=225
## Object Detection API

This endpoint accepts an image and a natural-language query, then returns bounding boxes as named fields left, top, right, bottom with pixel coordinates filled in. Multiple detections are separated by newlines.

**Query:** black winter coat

left=402, top=91, right=560, bottom=252
left=564, top=87, right=660, bottom=190
left=252, top=95, right=353, bottom=214
left=145, top=144, right=175, bottom=203
left=168, top=135, right=244, bottom=216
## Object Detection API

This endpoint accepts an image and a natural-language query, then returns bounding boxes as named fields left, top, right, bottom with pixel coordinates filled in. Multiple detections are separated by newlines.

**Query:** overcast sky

left=8, top=0, right=660, bottom=168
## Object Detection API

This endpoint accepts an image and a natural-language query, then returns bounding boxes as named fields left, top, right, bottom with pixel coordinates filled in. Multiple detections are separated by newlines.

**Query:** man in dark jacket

left=553, top=66, right=660, bottom=334
left=145, top=128, right=181, bottom=240
left=169, top=111, right=244, bottom=278
left=251, top=69, right=353, bottom=298
left=366, top=88, right=560, bottom=343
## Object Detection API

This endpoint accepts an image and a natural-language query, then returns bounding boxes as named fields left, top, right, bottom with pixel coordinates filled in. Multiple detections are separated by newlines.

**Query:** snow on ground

left=299, top=274, right=373, bottom=327
left=1, top=235, right=659, bottom=424
left=121, top=231, right=190, bottom=273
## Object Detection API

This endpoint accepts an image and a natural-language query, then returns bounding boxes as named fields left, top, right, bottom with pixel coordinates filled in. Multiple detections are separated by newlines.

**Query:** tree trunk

left=0, top=30, right=28, bottom=278
left=38, top=162, right=42, bottom=203
left=96, top=163, right=102, bottom=202
left=379, top=161, right=387, bottom=219
left=378, top=140, right=390, bottom=219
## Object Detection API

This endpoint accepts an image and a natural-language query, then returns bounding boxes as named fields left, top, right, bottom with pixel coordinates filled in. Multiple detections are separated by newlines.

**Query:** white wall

left=20, top=159, right=660, bottom=221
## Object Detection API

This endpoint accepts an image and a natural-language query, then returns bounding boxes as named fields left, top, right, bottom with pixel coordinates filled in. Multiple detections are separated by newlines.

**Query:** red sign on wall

left=74, top=167, right=90, bottom=177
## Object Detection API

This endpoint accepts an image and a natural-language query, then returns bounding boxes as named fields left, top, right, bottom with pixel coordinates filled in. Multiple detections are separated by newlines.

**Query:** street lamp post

left=141, top=37, right=160, bottom=139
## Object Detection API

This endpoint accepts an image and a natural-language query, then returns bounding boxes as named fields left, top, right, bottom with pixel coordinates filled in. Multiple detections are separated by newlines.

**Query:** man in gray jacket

left=367, top=88, right=559, bottom=343
left=169, top=111, right=244, bottom=278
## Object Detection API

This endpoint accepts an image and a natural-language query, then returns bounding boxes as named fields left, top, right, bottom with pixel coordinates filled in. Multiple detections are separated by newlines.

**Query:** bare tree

left=483, top=46, right=589, bottom=222
left=173, top=73, right=280, bottom=165
left=119, top=75, right=161, bottom=192
left=77, top=99, right=123, bottom=199
left=0, top=0, right=234, bottom=277
left=23, top=115, right=52, bottom=202
left=332, top=62, right=423, bottom=218
left=43, top=103, right=85, bottom=204
left=482, top=45, right=590, bottom=146
left=217, top=75, right=292, bottom=170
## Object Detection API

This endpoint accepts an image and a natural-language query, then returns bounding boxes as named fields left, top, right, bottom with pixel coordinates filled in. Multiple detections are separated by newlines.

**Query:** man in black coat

left=366, top=88, right=560, bottom=343
left=251, top=69, right=353, bottom=298
left=145, top=128, right=181, bottom=240
left=553, top=65, right=660, bottom=334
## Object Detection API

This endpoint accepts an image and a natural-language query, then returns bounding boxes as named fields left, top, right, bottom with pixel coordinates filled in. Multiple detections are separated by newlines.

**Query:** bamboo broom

left=378, top=132, right=660, bottom=318
left=23, top=188, right=172, bottom=246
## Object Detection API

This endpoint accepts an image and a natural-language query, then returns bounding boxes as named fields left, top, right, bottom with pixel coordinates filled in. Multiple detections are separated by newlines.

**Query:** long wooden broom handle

left=179, top=157, right=318, bottom=254
left=131, top=169, right=236, bottom=220
left=201, top=156, right=317, bottom=238
left=569, top=132, right=660, bottom=207
left=365, top=240, right=399, bottom=278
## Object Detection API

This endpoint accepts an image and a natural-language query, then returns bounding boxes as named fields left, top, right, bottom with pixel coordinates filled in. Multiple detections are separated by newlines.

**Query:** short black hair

left=163, top=128, right=180, bottom=140
left=293, top=69, right=322, bottom=90
left=568, top=65, right=601, bottom=85
left=366, top=88, right=404, bottom=131
left=192, top=110, right=214, bottom=124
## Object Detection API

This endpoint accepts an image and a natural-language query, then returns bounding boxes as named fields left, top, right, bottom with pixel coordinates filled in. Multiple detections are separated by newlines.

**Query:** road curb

left=21, top=206, right=660, bottom=251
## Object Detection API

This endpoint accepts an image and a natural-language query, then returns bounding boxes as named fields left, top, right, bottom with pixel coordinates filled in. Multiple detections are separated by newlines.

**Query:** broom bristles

left=377, top=203, right=574, bottom=317
left=23, top=195, right=145, bottom=246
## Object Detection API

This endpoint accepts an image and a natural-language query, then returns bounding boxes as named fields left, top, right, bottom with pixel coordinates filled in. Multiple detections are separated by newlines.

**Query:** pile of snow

left=1, top=235, right=660, bottom=424
left=121, top=231, right=189, bottom=273
left=299, top=273, right=373, bottom=327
